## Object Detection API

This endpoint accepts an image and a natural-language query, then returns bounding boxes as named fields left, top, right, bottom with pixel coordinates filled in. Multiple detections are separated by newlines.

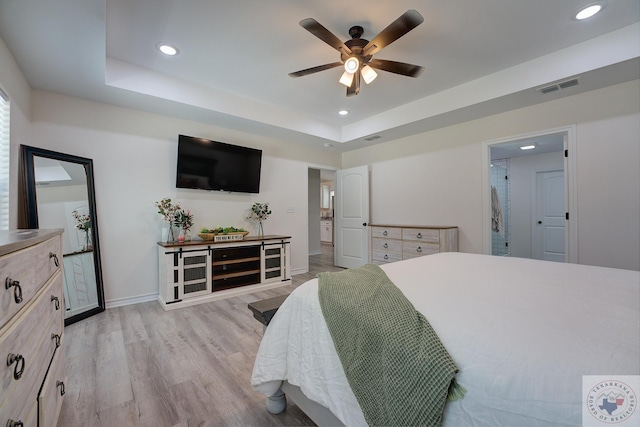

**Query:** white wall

left=343, top=80, right=640, bottom=271
left=576, top=114, right=640, bottom=270
left=26, top=91, right=340, bottom=304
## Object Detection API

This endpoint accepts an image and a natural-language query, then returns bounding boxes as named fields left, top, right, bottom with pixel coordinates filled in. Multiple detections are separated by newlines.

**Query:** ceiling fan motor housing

left=343, top=29, right=371, bottom=64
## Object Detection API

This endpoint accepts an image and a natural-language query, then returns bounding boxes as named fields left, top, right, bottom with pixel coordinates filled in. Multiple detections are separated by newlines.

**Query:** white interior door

left=334, top=166, right=369, bottom=269
left=533, top=169, right=566, bottom=262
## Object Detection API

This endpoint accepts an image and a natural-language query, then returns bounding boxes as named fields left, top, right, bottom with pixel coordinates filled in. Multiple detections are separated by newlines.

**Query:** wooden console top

left=157, top=234, right=291, bottom=248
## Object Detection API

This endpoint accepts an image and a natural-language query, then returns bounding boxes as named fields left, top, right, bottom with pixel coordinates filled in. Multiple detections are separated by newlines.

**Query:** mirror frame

left=20, top=145, right=105, bottom=325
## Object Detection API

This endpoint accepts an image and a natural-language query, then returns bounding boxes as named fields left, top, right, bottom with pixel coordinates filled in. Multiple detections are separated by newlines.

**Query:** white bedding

left=251, top=253, right=640, bottom=426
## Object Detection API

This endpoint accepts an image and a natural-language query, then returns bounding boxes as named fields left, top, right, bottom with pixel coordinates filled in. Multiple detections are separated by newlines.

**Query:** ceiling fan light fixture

left=361, top=65, right=377, bottom=84
left=339, top=71, right=355, bottom=87
left=344, top=57, right=359, bottom=73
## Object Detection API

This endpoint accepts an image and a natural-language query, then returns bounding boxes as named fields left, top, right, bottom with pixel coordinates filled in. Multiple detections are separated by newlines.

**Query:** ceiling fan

left=289, top=10, right=425, bottom=97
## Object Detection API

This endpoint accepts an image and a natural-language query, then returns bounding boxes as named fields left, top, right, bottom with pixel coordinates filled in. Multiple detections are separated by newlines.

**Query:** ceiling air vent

left=537, top=77, right=580, bottom=95
left=558, top=78, right=579, bottom=89
left=364, top=135, right=381, bottom=142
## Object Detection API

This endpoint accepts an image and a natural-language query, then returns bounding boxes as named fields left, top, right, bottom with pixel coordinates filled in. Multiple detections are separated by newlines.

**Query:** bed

left=251, top=253, right=640, bottom=426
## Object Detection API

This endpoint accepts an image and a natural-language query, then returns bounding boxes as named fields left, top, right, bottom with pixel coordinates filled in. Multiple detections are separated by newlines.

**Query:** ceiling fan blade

left=363, top=9, right=424, bottom=56
left=289, top=62, right=343, bottom=78
left=299, top=18, right=352, bottom=55
left=347, top=70, right=360, bottom=96
left=368, top=59, right=424, bottom=77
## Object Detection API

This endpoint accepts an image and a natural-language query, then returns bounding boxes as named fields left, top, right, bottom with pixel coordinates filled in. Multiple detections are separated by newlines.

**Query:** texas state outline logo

left=583, top=376, right=639, bottom=426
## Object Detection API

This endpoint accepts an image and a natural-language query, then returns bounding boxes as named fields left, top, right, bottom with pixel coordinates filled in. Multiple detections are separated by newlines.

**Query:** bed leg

left=266, top=388, right=286, bottom=414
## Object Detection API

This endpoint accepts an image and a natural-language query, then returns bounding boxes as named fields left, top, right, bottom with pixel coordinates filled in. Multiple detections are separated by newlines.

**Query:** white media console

left=157, top=235, right=291, bottom=310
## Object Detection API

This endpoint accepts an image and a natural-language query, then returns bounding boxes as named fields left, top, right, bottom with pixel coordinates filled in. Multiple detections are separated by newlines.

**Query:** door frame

left=481, top=125, right=577, bottom=263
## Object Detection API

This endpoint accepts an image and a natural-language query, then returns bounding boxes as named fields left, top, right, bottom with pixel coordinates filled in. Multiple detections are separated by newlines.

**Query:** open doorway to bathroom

left=308, top=167, right=336, bottom=266
left=484, top=127, right=577, bottom=263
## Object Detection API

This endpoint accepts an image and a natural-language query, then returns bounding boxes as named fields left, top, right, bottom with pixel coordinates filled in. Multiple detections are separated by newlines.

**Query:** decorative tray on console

left=198, top=228, right=249, bottom=242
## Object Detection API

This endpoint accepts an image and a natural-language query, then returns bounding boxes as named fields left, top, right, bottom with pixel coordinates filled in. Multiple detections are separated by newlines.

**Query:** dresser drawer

left=371, top=226, right=402, bottom=240
left=371, top=238, right=402, bottom=253
left=372, top=250, right=403, bottom=264
left=0, top=274, right=62, bottom=423
left=401, top=228, right=440, bottom=243
left=38, top=343, right=66, bottom=427
left=1, top=237, right=62, bottom=329
left=402, top=241, right=440, bottom=258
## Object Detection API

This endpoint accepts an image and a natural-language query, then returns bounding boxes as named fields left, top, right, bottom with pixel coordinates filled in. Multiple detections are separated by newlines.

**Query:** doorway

left=483, top=127, right=577, bottom=263
left=308, top=167, right=336, bottom=263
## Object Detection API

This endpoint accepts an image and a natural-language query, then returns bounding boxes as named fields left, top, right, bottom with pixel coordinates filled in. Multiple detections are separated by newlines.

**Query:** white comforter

left=251, top=253, right=640, bottom=426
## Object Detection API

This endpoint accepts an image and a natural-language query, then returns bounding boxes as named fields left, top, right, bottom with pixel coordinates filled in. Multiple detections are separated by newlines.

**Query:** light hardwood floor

left=57, top=243, right=341, bottom=427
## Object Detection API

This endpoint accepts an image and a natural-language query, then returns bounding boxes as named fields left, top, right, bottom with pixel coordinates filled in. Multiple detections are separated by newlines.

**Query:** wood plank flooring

left=57, top=243, right=342, bottom=427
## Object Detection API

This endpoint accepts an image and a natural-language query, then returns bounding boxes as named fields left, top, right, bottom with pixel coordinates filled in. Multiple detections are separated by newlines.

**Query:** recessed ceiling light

left=520, top=144, right=536, bottom=151
left=338, top=110, right=349, bottom=116
left=158, top=43, right=178, bottom=56
left=575, top=2, right=606, bottom=20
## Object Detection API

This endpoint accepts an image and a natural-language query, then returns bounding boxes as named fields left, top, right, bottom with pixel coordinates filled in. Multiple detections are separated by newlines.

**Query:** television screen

left=176, top=135, right=262, bottom=193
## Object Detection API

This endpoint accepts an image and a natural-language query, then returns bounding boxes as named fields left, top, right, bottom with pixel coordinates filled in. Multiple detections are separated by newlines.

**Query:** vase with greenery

left=72, top=209, right=92, bottom=250
left=155, top=198, right=180, bottom=242
left=247, top=202, right=271, bottom=237
left=174, top=209, right=194, bottom=242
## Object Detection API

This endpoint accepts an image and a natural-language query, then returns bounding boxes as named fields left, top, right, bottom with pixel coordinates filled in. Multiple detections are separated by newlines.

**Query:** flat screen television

left=176, top=135, right=262, bottom=193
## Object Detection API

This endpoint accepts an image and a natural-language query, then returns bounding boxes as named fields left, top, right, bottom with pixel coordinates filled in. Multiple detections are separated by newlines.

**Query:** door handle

left=537, top=221, right=542, bottom=224
left=362, top=222, right=368, bottom=227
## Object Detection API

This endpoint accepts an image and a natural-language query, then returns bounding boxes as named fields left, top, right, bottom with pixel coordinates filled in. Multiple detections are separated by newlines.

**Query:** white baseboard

left=158, top=279, right=293, bottom=311
left=107, top=268, right=308, bottom=310
left=308, top=250, right=322, bottom=256
left=106, top=292, right=158, bottom=309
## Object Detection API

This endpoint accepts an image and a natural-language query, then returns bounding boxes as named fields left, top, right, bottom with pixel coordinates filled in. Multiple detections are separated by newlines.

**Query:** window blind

left=0, top=89, right=10, bottom=230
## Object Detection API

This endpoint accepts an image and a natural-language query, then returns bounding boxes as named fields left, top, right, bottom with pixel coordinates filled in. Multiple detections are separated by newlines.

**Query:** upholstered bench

left=248, top=294, right=288, bottom=327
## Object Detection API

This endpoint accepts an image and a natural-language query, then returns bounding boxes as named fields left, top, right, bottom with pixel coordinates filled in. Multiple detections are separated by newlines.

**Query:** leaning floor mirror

left=20, top=145, right=105, bottom=325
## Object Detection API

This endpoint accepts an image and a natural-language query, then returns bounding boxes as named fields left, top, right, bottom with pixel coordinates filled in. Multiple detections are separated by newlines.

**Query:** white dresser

left=1, top=229, right=66, bottom=427
left=370, top=225, right=458, bottom=264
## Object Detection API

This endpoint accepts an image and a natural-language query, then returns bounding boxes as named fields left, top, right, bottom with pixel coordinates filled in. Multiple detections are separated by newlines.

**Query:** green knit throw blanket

left=318, top=264, right=464, bottom=427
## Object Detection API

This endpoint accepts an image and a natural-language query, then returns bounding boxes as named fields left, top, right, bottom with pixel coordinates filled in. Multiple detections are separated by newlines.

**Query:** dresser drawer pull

left=417, top=246, right=423, bottom=253
left=49, top=252, right=60, bottom=267
left=6, top=353, right=25, bottom=380
left=57, top=380, right=66, bottom=396
left=4, top=278, right=23, bottom=304
left=383, top=230, right=388, bottom=236
left=6, top=419, right=24, bottom=427
left=416, top=233, right=422, bottom=239
left=51, top=295, right=60, bottom=310
left=383, top=243, right=388, bottom=248
left=384, top=254, right=388, bottom=260
left=52, top=333, right=61, bottom=349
